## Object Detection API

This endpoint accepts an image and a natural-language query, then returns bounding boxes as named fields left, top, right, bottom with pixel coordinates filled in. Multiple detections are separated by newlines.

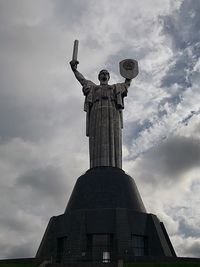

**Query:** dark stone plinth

left=66, top=167, right=146, bottom=212
left=36, top=167, right=176, bottom=263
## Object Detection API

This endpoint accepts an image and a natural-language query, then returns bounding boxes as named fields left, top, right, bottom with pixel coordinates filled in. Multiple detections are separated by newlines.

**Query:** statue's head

left=98, top=69, right=110, bottom=84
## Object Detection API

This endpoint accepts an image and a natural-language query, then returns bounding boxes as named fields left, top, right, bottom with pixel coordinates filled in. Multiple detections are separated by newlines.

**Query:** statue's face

left=98, top=70, right=110, bottom=83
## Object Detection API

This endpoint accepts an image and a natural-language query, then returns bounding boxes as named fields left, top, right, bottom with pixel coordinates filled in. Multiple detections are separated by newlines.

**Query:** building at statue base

left=36, top=167, right=176, bottom=263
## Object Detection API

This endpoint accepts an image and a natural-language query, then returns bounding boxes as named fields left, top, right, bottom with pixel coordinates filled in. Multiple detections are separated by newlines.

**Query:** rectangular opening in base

left=131, top=234, right=148, bottom=256
left=56, top=236, right=68, bottom=263
left=87, top=233, right=113, bottom=262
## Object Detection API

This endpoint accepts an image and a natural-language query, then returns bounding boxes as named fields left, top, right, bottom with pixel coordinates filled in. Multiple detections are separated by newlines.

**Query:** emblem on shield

left=119, top=59, right=139, bottom=79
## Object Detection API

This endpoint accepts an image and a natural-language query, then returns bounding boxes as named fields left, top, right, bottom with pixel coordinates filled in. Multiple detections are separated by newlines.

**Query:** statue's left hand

left=70, top=60, right=79, bottom=72
left=125, top=78, right=132, bottom=87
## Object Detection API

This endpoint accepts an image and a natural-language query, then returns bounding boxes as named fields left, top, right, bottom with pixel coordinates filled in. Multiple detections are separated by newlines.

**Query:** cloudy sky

left=0, top=0, right=200, bottom=259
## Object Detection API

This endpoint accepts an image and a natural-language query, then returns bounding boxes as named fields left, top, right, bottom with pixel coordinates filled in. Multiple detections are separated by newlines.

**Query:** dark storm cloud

left=3, top=243, right=34, bottom=259
left=136, top=136, right=200, bottom=182
left=0, top=96, right=50, bottom=141
left=16, top=166, right=67, bottom=196
left=0, top=89, right=81, bottom=142
left=158, top=136, right=200, bottom=176
left=0, top=165, right=71, bottom=228
left=0, top=214, right=30, bottom=233
left=185, top=242, right=200, bottom=258
left=0, top=165, right=73, bottom=258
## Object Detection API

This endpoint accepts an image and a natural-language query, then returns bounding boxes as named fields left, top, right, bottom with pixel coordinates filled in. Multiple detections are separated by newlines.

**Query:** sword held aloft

left=72, top=40, right=79, bottom=61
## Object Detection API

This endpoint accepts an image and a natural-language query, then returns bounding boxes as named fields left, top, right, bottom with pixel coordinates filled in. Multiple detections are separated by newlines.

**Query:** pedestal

left=36, top=167, right=176, bottom=263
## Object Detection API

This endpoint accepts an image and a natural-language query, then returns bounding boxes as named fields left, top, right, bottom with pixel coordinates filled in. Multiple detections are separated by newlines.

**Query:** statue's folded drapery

left=82, top=81, right=128, bottom=168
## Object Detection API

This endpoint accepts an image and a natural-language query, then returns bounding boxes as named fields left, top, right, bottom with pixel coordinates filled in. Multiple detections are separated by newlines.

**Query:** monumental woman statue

left=70, top=41, right=138, bottom=169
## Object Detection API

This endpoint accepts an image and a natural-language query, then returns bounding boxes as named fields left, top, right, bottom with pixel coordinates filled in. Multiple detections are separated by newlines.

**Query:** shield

left=119, top=59, right=139, bottom=79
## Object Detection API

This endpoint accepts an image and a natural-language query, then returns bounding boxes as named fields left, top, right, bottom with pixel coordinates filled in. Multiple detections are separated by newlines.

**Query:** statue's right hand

left=70, top=60, right=79, bottom=71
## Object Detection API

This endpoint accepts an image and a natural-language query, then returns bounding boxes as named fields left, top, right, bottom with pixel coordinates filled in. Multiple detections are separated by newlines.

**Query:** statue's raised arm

left=70, top=60, right=87, bottom=87
left=70, top=40, right=92, bottom=87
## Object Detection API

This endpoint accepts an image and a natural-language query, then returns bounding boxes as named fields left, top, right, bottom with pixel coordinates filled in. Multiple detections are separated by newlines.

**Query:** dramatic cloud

left=0, top=0, right=199, bottom=259
left=133, top=136, right=200, bottom=180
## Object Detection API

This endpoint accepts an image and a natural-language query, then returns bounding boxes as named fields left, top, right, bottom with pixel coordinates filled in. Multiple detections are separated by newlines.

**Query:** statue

left=70, top=40, right=138, bottom=169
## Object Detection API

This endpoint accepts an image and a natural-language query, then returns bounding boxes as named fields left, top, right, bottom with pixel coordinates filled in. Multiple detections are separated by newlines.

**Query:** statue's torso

left=92, top=85, right=115, bottom=103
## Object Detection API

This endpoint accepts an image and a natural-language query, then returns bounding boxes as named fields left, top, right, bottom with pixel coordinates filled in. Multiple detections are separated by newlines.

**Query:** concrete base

left=36, top=167, right=176, bottom=263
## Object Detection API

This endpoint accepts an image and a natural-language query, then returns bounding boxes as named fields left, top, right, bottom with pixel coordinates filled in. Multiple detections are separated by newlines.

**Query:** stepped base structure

left=36, top=167, right=176, bottom=263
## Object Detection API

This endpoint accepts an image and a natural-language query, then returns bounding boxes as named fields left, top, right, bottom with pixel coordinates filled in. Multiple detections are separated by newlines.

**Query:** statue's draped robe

left=83, top=81, right=128, bottom=168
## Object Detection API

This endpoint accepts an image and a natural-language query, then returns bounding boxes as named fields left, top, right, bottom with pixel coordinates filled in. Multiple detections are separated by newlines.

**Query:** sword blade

left=72, top=40, right=79, bottom=61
